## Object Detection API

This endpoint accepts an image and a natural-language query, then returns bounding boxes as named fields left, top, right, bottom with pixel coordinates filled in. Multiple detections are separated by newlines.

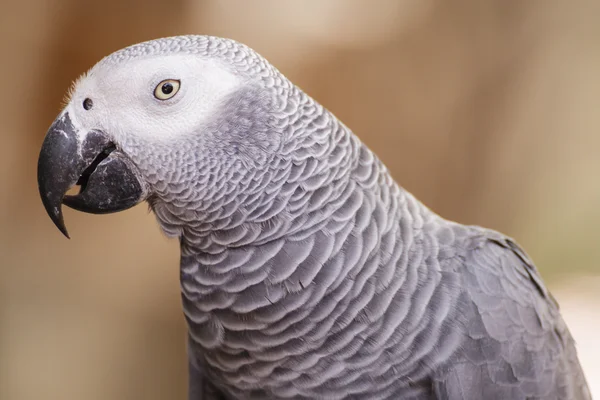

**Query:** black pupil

left=162, top=83, right=174, bottom=95
left=83, top=98, right=93, bottom=110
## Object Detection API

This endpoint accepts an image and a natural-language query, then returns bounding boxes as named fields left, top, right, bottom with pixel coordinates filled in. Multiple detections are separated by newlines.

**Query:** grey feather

left=92, top=36, right=591, bottom=399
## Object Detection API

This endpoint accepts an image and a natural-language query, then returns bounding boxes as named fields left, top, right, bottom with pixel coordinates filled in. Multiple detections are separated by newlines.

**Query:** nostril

left=76, top=143, right=116, bottom=191
left=83, top=98, right=93, bottom=110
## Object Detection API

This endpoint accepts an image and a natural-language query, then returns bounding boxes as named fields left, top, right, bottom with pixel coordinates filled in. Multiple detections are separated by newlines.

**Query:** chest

left=181, top=253, right=467, bottom=399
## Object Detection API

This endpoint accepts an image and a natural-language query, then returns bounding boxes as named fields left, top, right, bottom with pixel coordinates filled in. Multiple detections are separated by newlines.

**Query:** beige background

left=1, top=1, right=599, bottom=399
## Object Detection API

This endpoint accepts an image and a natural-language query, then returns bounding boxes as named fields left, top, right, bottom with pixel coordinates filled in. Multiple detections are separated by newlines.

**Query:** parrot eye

left=154, top=79, right=180, bottom=100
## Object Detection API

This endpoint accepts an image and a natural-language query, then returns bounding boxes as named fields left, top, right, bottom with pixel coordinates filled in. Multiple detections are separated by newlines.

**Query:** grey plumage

left=38, top=36, right=591, bottom=399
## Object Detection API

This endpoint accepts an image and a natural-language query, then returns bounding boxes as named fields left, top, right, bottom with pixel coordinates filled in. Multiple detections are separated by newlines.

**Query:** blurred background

left=1, top=0, right=599, bottom=399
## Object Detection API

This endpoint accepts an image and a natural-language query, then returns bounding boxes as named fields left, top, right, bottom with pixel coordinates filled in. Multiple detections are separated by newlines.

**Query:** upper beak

left=37, top=112, right=146, bottom=238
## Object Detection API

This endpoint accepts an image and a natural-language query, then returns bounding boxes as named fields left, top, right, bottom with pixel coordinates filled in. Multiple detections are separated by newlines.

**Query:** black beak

left=37, top=112, right=146, bottom=238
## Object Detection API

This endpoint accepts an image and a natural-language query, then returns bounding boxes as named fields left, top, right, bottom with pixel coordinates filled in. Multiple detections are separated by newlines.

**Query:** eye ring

left=154, top=79, right=180, bottom=100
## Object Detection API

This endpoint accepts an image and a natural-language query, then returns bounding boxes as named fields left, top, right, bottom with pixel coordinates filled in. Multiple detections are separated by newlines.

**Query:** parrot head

left=38, top=36, right=285, bottom=238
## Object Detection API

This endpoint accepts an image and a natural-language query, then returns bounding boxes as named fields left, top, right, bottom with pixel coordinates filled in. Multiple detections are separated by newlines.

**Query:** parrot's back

left=431, top=229, right=592, bottom=400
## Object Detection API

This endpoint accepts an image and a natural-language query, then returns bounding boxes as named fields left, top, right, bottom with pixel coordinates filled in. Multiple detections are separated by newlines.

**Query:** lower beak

left=37, top=112, right=146, bottom=238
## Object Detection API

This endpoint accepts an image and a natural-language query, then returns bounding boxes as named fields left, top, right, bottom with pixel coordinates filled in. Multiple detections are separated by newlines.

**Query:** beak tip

left=44, top=200, right=70, bottom=239
left=58, top=224, right=71, bottom=239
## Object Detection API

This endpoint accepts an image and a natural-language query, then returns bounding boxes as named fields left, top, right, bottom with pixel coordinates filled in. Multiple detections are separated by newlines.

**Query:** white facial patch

left=65, top=53, right=244, bottom=145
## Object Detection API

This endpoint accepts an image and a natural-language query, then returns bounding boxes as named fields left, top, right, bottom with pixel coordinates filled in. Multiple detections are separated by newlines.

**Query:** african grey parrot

left=37, top=35, right=590, bottom=399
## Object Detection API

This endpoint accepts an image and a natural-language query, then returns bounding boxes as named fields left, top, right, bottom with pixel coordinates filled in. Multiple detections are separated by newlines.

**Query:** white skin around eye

left=66, top=54, right=243, bottom=145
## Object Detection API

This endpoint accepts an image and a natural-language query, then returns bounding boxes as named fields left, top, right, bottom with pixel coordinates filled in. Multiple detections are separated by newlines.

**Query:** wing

left=434, top=233, right=591, bottom=400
